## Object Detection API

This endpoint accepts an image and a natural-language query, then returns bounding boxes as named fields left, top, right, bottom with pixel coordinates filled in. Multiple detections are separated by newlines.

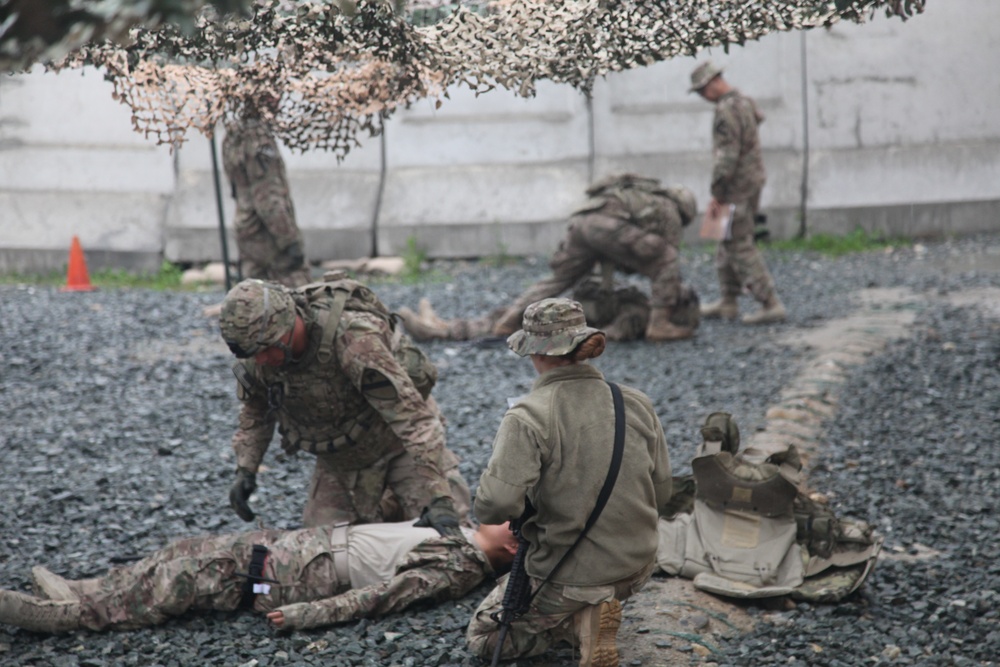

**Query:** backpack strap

left=316, top=285, right=351, bottom=364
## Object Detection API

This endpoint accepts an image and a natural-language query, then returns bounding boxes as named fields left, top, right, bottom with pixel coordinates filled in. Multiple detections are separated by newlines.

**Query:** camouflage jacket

left=575, top=174, right=684, bottom=244
left=276, top=532, right=493, bottom=630
left=221, top=118, right=301, bottom=250
left=710, top=90, right=767, bottom=204
left=231, top=284, right=448, bottom=491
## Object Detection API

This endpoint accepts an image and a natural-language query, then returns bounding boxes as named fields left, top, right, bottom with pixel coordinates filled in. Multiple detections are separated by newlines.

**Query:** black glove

left=413, top=497, right=462, bottom=537
left=700, top=411, right=740, bottom=454
left=229, top=467, right=258, bottom=522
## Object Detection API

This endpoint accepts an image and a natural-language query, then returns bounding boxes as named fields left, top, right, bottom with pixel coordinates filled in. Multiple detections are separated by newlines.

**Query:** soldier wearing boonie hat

left=688, top=60, right=723, bottom=93
left=505, top=297, right=603, bottom=357
left=689, top=59, right=787, bottom=325
left=469, top=297, right=673, bottom=666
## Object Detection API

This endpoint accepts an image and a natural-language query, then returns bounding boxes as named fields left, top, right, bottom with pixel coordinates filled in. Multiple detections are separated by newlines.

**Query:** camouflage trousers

left=78, top=525, right=348, bottom=631
left=714, top=192, right=777, bottom=303
left=466, top=562, right=654, bottom=661
left=305, top=445, right=472, bottom=527
left=491, top=214, right=681, bottom=335
left=236, top=221, right=310, bottom=288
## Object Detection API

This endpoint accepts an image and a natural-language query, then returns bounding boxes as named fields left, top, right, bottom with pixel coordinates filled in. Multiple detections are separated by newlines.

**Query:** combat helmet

left=665, top=185, right=697, bottom=226
left=219, top=279, right=297, bottom=358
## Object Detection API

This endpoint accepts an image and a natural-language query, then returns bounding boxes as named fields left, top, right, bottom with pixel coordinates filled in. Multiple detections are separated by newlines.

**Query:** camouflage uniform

left=403, top=278, right=652, bottom=343
left=489, top=175, right=696, bottom=336
left=708, top=89, right=779, bottom=305
left=222, top=118, right=310, bottom=288
left=226, top=278, right=471, bottom=527
left=31, top=522, right=492, bottom=632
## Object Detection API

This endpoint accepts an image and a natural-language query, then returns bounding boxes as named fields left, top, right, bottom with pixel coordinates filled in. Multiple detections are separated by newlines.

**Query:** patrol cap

left=689, top=61, right=723, bottom=93
left=219, top=279, right=296, bottom=358
left=665, top=185, right=697, bottom=225
left=507, top=298, right=603, bottom=357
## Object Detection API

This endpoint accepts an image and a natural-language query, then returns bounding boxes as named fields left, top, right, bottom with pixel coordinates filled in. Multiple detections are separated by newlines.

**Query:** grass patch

left=765, top=228, right=908, bottom=257
left=0, top=261, right=202, bottom=290
left=398, top=235, right=430, bottom=284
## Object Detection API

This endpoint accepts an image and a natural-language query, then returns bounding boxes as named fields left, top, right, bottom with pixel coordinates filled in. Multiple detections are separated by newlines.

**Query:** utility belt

left=329, top=522, right=351, bottom=584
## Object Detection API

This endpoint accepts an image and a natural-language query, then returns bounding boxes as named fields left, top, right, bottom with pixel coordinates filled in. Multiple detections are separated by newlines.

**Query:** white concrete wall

left=1, top=0, right=998, bottom=272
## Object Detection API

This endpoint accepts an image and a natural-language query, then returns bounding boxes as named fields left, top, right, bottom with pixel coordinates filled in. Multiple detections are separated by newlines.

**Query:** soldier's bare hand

left=267, top=610, right=285, bottom=627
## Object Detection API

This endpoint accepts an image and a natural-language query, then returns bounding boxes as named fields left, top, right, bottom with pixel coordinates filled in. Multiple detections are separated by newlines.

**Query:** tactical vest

left=575, top=173, right=675, bottom=236
left=685, top=450, right=805, bottom=590
left=299, top=275, right=437, bottom=401
left=235, top=273, right=437, bottom=468
left=657, top=443, right=883, bottom=600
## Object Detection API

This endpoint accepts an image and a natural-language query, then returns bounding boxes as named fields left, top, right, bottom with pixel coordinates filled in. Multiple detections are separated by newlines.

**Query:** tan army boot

left=700, top=296, right=738, bottom=320
left=32, top=566, right=101, bottom=601
left=574, top=599, right=622, bottom=667
left=645, top=308, right=695, bottom=342
left=0, top=589, right=80, bottom=633
left=742, top=296, right=787, bottom=325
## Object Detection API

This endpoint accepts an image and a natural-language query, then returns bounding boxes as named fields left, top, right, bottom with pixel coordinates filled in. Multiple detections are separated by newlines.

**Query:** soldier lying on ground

left=399, top=174, right=701, bottom=343
left=218, top=275, right=471, bottom=533
left=0, top=521, right=518, bottom=634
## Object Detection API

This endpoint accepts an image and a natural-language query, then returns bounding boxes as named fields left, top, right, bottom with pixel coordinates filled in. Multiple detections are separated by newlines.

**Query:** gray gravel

left=1, top=233, right=999, bottom=666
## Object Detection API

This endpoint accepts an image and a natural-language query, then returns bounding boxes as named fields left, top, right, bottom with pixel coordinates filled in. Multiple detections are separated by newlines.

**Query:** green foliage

left=766, top=228, right=907, bottom=257
left=400, top=235, right=428, bottom=283
left=91, top=261, right=187, bottom=290
left=0, top=261, right=197, bottom=290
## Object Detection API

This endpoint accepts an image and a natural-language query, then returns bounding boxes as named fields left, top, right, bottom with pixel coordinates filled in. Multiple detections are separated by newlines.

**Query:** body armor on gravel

left=657, top=414, right=882, bottom=601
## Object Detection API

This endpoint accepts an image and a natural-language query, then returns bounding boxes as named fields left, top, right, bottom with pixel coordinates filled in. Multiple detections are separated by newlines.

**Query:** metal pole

left=371, top=115, right=388, bottom=258
left=209, top=130, right=234, bottom=291
left=798, top=31, right=810, bottom=239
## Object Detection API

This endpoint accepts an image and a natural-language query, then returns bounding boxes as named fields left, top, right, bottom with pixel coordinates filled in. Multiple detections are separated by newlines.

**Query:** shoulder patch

left=361, top=368, right=398, bottom=402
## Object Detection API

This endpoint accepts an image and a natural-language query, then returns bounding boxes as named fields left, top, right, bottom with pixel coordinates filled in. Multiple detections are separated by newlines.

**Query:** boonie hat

left=507, top=298, right=603, bottom=357
left=219, top=279, right=296, bottom=358
left=689, top=61, right=723, bottom=93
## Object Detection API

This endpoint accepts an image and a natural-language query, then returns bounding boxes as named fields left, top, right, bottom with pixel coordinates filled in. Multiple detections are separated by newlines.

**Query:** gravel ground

left=1, top=232, right=999, bottom=666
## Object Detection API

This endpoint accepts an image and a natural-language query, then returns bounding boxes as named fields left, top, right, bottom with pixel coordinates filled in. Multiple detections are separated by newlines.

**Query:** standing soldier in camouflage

left=222, top=100, right=311, bottom=288
left=399, top=174, right=701, bottom=343
left=690, top=62, right=787, bottom=324
left=217, top=275, right=471, bottom=533
left=0, top=521, right=518, bottom=634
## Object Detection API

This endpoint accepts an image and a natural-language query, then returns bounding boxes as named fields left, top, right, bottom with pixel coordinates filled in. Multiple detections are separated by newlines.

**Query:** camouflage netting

left=22, top=0, right=927, bottom=157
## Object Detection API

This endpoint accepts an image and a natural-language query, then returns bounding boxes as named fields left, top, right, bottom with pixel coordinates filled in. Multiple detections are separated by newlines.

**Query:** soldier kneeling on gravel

left=218, top=274, right=471, bottom=533
left=0, top=521, right=518, bottom=634
left=399, top=173, right=701, bottom=343
left=656, top=412, right=883, bottom=601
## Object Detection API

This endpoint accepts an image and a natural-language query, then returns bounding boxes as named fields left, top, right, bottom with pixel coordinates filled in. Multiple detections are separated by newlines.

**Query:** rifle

left=489, top=502, right=535, bottom=666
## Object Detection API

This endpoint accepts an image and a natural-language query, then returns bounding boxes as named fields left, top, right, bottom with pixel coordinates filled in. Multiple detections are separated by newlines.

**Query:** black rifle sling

left=525, top=380, right=627, bottom=606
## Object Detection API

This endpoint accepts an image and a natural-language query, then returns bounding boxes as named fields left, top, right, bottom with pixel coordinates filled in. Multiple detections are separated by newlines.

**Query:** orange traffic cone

left=61, top=236, right=95, bottom=292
